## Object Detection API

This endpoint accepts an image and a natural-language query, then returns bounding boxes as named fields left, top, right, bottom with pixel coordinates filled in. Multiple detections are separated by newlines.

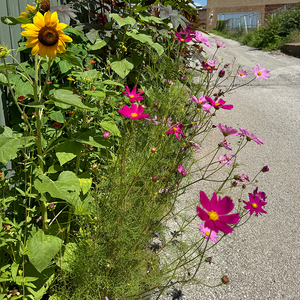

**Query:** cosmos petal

left=200, top=191, right=211, bottom=211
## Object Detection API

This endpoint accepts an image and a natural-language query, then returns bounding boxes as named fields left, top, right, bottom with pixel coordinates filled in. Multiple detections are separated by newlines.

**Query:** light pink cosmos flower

left=207, top=59, right=217, bottom=67
left=182, top=141, right=202, bottom=152
left=236, top=174, right=250, bottom=182
left=219, top=139, right=232, bottom=151
left=194, top=31, right=212, bottom=46
left=243, top=193, right=267, bottom=216
left=218, top=123, right=238, bottom=136
left=105, top=297, right=118, bottom=300
left=199, top=224, right=218, bottom=243
left=189, top=95, right=211, bottom=113
left=251, top=64, right=270, bottom=80
left=237, top=68, right=248, bottom=78
left=166, top=117, right=173, bottom=127
left=122, top=86, right=144, bottom=103
left=118, top=104, right=149, bottom=120
left=218, top=154, right=235, bottom=166
left=206, top=96, right=233, bottom=110
left=178, top=164, right=187, bottom=176
left=215, top=40, right=226, bottom=48
left=166, top=124, right=186, bottom=140
left=239, top=128, right=264, bottom=145
left=51, top=5, right=77, bottom=25
left=103, top=131, right=110, bottom=139
left=145, top=115, right=160, bottom=125
left=197, top=191, right=240, bottom=234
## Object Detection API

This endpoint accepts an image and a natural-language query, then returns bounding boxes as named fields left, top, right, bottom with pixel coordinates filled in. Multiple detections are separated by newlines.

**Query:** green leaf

left=139, top=15, right=164, bottom=23
left=49, top=111, right=64, bottom=123
left=55, top=141, right=83, bottom=166
left=78, top=172, right=92, bottom=195
left=101, top=80, right=124, bottom=87
left=58, top=60, right=72, bottom=73
left=52, top=89, right=97, bottom=111
left=109, top=13, right=136, bottom=27
left=11, top=262, right=19, bottom=282
left=83, top=90, right=106, bottom=98
left=73, top=129, right=111, bottom=148
left=90, top=38, right=107, bottom=50
left=26, top=229, right=62, bottom=273
left=20, top=102, right=45, bottom=109
left=100, top=117, right=121, bottom=137
left=126, top=31, right=164, bottom=55
left=111, top=59, right=134, bottom=79
left=81, top=69, right=99, bottom=80
left=57, top=51, right=81, bottom=68
left=56, top=243, right=77, bottom=272
left=47, top=164, right=63, bottom=174
left=34, top=171, right=81, bottom=204
left=1, top=16, right=31, bottom=25
left=74, top=193, right=95, bottom=215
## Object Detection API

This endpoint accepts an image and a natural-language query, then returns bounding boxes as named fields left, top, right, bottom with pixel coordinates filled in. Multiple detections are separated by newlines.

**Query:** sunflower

left=21, top=11, right=72, bottom=59
left=19, top=4, right=36, bottom=19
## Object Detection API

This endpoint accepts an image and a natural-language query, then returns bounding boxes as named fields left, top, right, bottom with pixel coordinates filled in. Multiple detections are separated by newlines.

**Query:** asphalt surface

left=158, top=34, right=300, bottom=300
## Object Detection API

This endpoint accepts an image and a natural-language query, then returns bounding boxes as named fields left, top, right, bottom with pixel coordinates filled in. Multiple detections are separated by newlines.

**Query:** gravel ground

left=155, top=34, right=300, bottom=300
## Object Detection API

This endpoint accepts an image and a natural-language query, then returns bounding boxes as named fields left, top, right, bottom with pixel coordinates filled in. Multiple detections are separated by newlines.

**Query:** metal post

left=244, top=16, right=248, bottom=33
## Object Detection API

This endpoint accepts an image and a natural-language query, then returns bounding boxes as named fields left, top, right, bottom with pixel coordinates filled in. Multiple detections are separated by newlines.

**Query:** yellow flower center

left=131, top=113, right=138, bottom=117
left=257, top=72, right=262, bottom=76
left=226, top=157, right=230, bottom=161
left=129, top=95, right=134, bottom=98
left=207, top=66, right=211, bottom=70
left=252, top=203, right=258, bottom=208
left=215, top=102, right=221, bottom=106
left=173, top=127, right=178, bottom=132
left=180, top=38, right=185, bottom=42
left=38, top=26, right=59, bottom=46
left=208, top=211, right=219, bottom=221
left=240, top=72, right=243, bottom=76
left=205, top=231, right=210, bottom=236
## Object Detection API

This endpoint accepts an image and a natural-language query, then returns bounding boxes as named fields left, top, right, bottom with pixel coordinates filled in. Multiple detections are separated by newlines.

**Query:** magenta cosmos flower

left=218, top=123, right=238, bottom=136
left=237, top=68, right=248, bottom=78
left=243, top=193, right=267, bottom=216
left=166, top=124, right=186, bottom=140
left=182, top=141, right=201, bottom=152
left=219, top=139, right=232, bottom=151
left=178, top=164, right=187, bottom=176
left=239, top=128, right=264, bottom=145
left=197, top=191, right=239, bottom=234
left=194, top=31, right=212, bottom=46
left=122, top=86, right=144, bottom=103
left=145, top=115, right=160, bottom=125
left=189, top=95, right=211, bottom=113
left=118, top=104, right=149, bottom=120
left=205, top=96, right=233, bottom=110
left=218, top=154, right=235, bottom=166
left=215, top=40, right=226, bottom=48
left=199, top=224, right=218, bottom=243
left=251, top=64, right=270, bottom=80
left=252, top=187, right=267, bottom=201
left=174, top=32, right=193, bottom=42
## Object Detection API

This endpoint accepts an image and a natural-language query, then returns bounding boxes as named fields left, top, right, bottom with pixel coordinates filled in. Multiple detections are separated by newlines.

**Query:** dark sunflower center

left=38, top=27, right=59, bottom=46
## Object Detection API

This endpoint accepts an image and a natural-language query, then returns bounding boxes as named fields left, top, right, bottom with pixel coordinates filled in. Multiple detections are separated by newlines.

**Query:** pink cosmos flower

left=219, top=139, right=232, bottom=151
left=122, top=86, right=144, bottom=103
left=194, top=31, right=212, bottom=46
left=178, top=164, right=187, bottom=176
left=182, top=141, right=202, bottom=152
left=236, top=174, right=250, bottom=182
left=218, top=154, right=235, bottom=166
left=197, top=191, right=240, bottom=234
left=189, top=95, right=211, bottom=113
left=239, top=128, right=264, bottom=145
left=118, top=104, right=149, bottom=120
left=180, top=26, right=195, bottom=36
left=243, top=193, right=267, bottom=216
left=174, top=32, right=193, bottom=42
left=207, top=59, right=217, bottom=67
left=105, top=297, right=118, bottom=300
left=218, top=123, right=238, bottom=136
left=103, top=131, right=110, bottom=139
left=199, top=224, right=218, bottom=243
left=251, top=64, right=270, bottom=80
left=202, top=61, right=218, bottom=72
left=166, top=124, right=186, bottom=140
left=205, top=96, right=233, bottom=110
left=145, top=115, right=160, bottom=125
left=252, top=187, right=267, bottom=201
left=166, top=117, right=172, bottom=127
left=215, top=40, right=226, bottom=48
left=237, top=68, right=248, bottom=78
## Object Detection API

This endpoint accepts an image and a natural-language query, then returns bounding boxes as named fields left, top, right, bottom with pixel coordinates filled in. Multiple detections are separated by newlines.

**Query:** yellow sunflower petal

left=26, top=4, right=36, bottom=13
left=33, top=12, right=45, bottom=29
left=50, top=11, right=59, bottom=27
left=59, top=34, right=73, bottom=43
left=19, top=12, right=28, bottom=18
left=22, top=24, right=40, bottom=31
left=25, top=38, right=38, bottom=47
left=38, top=44, right=48, bottom=58
left=56, top=23, right=68, bottom=31
left=21, top=30, right=39, bottom=38
left=44, top=11, right=51, bottom=26
left=31, top=43, right=40, bottom=56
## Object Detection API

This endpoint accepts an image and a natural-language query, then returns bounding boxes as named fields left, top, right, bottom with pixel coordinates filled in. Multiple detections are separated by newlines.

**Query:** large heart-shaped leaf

left=109, top=13, right=136, bottom=27
left=55, top=141, right=83, bottom=166
left=110, top=59, right=134, bottom=79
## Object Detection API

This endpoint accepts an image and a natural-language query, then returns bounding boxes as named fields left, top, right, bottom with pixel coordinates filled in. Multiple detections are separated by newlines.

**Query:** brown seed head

left=221, top=275, right=229, bottom=284
left=40, top=0, right=50, bottom=14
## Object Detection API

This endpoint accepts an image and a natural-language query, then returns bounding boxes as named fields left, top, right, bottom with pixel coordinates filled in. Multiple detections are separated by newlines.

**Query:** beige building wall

left=206, top=0, right=300, bottom=30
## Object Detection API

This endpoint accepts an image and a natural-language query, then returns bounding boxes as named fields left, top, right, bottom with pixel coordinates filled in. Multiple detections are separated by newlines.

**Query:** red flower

left=18, top=96, right=26, bottom=102
left=52, top=122, right=62, bottom=128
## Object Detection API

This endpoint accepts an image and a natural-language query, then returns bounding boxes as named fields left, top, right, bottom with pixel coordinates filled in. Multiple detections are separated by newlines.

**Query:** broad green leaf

left=109, top=13, right=136, bottom=27
left=73, top=129, right=111, bottom=148
left=111, top=59, right=134, bottom=79
left=81, top=69, right=99, bottom=80
left=139, top=15, right=163, bottom=23
left=90, top=38, right=107, bottom=50
left=20, top=102, right=45, bottom=109
left=84, top=90, right=105, bottom=98
left=126, top=31, right=164, bottom=55
left=102, top=80, right=124, bottom=87
left=100, top=117, right=121, bottom=137
left=49, top=111, right=64, bottom=123
left=57, top=51, right=81, bottom=67
left=34, top=171, right=81, bottom=204
left=26, top=230, right=62, bottom=273
left=11, top=262, right=19, bottom=282
left=56, top=243, right=77, bottom=272
left=74, top=194, right=95, bottom=215
left=58, top=60, right=72, bottom=73
left=52, top=89, right=97, bottom=111
left=55, top=141, right=83, bottom=166
left=1, top=16, right=31, bottom=25
left=47, top=164, right=63, bottom=174
left=78, top=172, right=92, bottom=195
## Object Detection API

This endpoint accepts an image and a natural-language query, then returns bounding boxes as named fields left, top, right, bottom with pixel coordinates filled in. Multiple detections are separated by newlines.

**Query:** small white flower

left=50, top=5, right=77, bottom=25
